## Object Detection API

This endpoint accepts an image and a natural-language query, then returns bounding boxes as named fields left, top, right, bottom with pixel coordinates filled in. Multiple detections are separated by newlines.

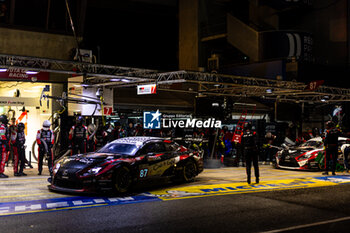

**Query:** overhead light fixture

left=321, top=95, right=329, bottom=102
left=121, top=79, right=130, bottom=82
left=110, top=79, right=121, bottom=82
left=212, top=103, right=219, bottom=107
left=266, top=89, right=272, bottom=94
left=74, top=84, right=89, bottom=87
left=26, top=71, right=38, bottom=74
left=0, top=68, right=7, bottom=72
left=214, top=84, right=220, bottom=87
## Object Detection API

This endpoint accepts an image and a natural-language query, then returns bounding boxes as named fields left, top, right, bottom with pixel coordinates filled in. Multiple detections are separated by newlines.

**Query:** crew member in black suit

left=241, top=122, right=259, bottom=184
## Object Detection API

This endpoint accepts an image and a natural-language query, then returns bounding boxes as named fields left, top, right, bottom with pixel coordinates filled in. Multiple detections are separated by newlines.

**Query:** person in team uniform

left=0, top=115, right=9, bottom=178
left=323, top=121, right=340, bottom=175
left=11, top=122, right=27, bottom=176
left=241, top=122, right=259, bottom=184
left=69, top=116, right=88, bottom=155
left=36, top=120, right=54, bottom=176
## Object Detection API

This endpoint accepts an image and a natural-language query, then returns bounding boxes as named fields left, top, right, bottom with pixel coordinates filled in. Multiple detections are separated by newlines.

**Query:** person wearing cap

left=36, top=120, right=54, bottom=176
left=323, top=121, right=340, bottom=175
left=241, top=122, right=259, bottom=184
left=69, top=116, right=89, bottom=155
left=0, top=115, right=9, bottom=178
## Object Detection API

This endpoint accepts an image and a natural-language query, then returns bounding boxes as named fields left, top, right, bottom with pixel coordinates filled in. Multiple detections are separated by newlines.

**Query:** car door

left=137, top=142, right=176, bottom=179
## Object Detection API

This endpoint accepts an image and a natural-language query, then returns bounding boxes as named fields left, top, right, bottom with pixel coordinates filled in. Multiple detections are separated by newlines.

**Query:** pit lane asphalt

left=2, top=182, right=350, bottom=233
left=0, top=163, right=342, bottom=203
left=2, top=164, right=350, bottom=232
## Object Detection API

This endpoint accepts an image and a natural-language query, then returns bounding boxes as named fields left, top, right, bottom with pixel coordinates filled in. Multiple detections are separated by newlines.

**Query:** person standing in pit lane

left=69, top=116, right=88, bottom=155
left=8, top=117, right=17, bottom=165
left=263, top=131, right=276, bottom=165
left=241, top=122, right=259, bottom=184
left=323, top=121, right=340, bottom=175
left=11, top=122, right=27, bottom=176
left=126, top=122, right=136, bottom=137
left=0, top=115, right=9, bottom=178
left=36, top=120, right=54, bottom=176
left=341, top=140, right=350, bottom=173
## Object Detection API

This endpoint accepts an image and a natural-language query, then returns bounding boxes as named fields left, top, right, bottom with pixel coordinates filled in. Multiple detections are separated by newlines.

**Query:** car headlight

left=53, top=163, right=61, bottom=175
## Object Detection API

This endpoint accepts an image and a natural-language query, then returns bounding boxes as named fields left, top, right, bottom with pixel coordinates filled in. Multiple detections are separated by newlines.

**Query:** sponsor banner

left=0, top=68, right=49, bottom=81
left=143, top=178, right=338, bottom=200
left=137, top=84, right=157, bottom=95
left=0, top=195, right=161, bottom=217
left=313, top=175, right=350, bottom=184
left=0, top=97, right=39, bottom=107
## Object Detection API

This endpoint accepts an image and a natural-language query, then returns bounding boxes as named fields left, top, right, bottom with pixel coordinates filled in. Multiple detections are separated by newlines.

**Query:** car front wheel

left=176, top=160, right=197, bottom=183
left=113, top=166, right=132, bottom=194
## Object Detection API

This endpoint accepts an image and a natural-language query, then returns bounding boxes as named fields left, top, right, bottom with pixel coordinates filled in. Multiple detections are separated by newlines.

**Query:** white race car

left=275, top=136, right=350, bottom=171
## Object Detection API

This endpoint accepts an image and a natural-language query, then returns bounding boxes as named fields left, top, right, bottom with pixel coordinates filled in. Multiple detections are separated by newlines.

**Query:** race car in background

left=49, top=137, right=204, bottom=194
left=275, top=136, right=350, bottom=171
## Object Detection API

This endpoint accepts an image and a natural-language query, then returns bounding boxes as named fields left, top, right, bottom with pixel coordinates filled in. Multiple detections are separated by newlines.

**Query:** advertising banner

left=137, top=84, right=157, bottom=95
left=0, top=68, right=49, bottom=81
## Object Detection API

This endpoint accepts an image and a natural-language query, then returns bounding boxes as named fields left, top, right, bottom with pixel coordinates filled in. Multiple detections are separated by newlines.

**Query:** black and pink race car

left=49, top=137, right=203, bottom=194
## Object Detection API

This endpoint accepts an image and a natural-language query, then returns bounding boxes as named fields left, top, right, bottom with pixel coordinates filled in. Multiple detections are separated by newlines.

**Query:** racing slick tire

left=174, top=159, right=197, bottom=183
left=113, top=166, right=132, bottom=194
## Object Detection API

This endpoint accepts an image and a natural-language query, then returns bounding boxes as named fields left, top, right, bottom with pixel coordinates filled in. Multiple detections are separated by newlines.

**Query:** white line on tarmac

left=260, top=216, right=350, bottom=233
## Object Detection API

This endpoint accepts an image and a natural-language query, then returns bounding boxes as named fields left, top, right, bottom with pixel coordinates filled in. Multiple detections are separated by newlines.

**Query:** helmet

left=326, top=121, right=334, bottom=129
left=0, top=115, right=8, bottom=124
left=244, top=122, right=252, bottom=130
left=18, top=122, right=25, bottom=131
left=76, top=116, right=84, bottom=126
left=43, top=120, right=51, bottom=129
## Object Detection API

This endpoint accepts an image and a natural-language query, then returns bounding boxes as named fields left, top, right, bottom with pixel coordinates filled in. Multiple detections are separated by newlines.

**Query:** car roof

left=111, top=136, right=164, bottom=145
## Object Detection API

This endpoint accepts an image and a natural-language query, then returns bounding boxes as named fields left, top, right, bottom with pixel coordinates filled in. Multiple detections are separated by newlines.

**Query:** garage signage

left=103, top=107, right=113, bottom=115
left=0, top=97, right=39, bottom=106
left=0, top=68, right=49, bottom=81
left=137, top=84, right=157, bottom=95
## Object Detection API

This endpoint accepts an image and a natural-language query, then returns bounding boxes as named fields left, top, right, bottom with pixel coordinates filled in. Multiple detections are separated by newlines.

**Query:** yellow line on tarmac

left=0, top=178, right=48, bottom=182
left=160, top=185, right=323, bottom=201
left=0, top=192, right=58, bottom=199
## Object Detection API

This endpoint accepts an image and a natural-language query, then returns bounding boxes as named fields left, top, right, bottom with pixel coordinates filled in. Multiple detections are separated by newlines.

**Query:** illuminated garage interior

left=0, top=81, right=63, bottom=157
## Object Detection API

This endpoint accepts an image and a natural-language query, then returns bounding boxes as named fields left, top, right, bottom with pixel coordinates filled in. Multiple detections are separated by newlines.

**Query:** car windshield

left=299, top=140, right=323, bottom=148
left=97, top=143, right=139, bottom=155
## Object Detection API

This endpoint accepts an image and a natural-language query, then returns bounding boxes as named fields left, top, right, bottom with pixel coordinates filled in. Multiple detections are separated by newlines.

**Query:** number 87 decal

left=140, top=169, right=148, bottom=178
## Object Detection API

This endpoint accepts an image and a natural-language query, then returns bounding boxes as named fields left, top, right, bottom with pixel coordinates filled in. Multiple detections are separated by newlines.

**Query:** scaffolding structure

left=1, top=54, right=350, bottom=103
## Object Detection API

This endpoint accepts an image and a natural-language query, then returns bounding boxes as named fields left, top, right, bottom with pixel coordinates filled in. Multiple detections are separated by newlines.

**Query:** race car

left=49, top=137, right=204, bottom=194
left=275, top=136, right=350, bottom=171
